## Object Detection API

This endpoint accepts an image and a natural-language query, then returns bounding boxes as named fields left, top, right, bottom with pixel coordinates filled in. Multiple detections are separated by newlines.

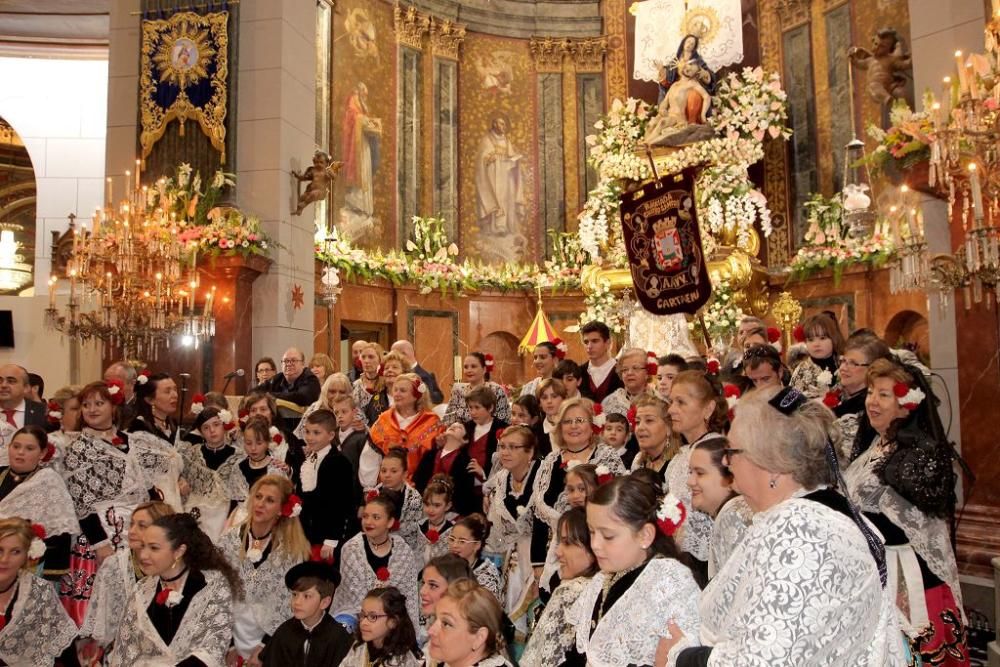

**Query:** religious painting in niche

left=459, top=35, right=536, bottom=264
left=331, top=0, right=394, bottom=248
left=782, top=23, right=818, bottom=249
left=0, top=118, right=36, bottom=296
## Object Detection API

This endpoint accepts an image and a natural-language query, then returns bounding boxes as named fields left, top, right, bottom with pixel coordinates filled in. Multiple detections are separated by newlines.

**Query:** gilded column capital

left=394, top=2, right=430, bottom=51
left=570, top=36, right=608, bottom=72
left=429, top=18, right=466, bottom=60
left=530, top=37, right=572, bottom=73
left=775, top=0, right=810, bottom=27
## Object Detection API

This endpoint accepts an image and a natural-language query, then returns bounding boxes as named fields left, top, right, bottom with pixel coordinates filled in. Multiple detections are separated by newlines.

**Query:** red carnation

left=767, top=327, right=782, bottom=344
left=46, top=400, right=62, bottom=425
left=111, top=436, right=124, bottom=447
left=822, top=390, right=842, bottom=409
left=223, top=421, right=237, bottom=431
left=30, top=524, right=46, bottom=540
left=646, top=351, right=658, bottom=375
left=281, top=494, right=302, bottom=518
left=365, top=489, right=379, bottom=503
left=893, top=382, right=909, bottom=398
left=560, top=460, right=569, bottom=470
left=792, top=324, right=805, bottom=343
left=483, top=353, right=495, bottom=371
left=706, top=358, right=720, bottom=375
left=376, top=566, right=391, bottom=581
left=104, top=379, right=126, bottom=405
left=626, top=404, right=638, bottom=429
left=155, top=589, right=170, bottom=605
left=191, top=393, right=206, bottom=404
left=723, top=384, right=742, bottom=399
left=427, top=529, right=440, bottom=544
left=902, top=402, right=919, bottom=411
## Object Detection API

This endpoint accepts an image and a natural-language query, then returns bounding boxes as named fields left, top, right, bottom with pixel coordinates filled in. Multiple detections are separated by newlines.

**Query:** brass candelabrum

left=45, top=162, right=216, bottom=359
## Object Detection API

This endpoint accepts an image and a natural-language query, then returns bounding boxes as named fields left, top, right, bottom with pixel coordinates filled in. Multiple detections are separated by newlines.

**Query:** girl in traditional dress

left=367, top=448, right=423, bottom=554
left=660, top=386, right=904, bottom=666
left=108, top=513, right=242, bottom=666
left=601, top=348, right=653, bottom=417
left=535, top=379, right=566, bottom=453
left=179, top=407, right=243, bottom=541
left=239, top=391, right=301, bottom=474
left=520, top=508, right=598, bottom=667
left=426, top=579, right=514, bottom=667
left=789, top=312, right=845, bottom=399
left=236, top=416, right=290, bottom=494
left=0, top=426, right=78, bottom=583
left=448, top=514, right=501, bottom=601
left=510, top=395, right=545, bottom=456
left=220, top=475, right=310, bottom=666
left=563, top=464, right=598, bottom=509
left=630, top=394, right=675, bottom=484
left=127, top=372, right=180, bottom=446
left=0, top=518, right=78, bottom=666
left=571, top=476, right=701, bottom=667
left=685, top=436, right=751, bottom=579
left=443, top=353, right=511, bottom=425
left=80, top=500, right=174, bottom=657
left=666, top=371, right=728, bottom=583
left=418, top=554, right=473, bottom=647
left=845, top=359, right=969, bottom=665
left=332, top=491, right=421, bottom=630
left=483, top=426, right=545, bottom=646
left=415, top=475, right=455, bottom=565
left=370, top=374, right=442, bottom=483
left=519, top=342, right=560, bottom=401
left=342, top=586, right=423, bottom=666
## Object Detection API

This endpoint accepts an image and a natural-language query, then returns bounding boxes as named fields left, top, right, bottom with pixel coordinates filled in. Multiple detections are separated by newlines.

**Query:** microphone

left=223, top=369, right=245, bottom=379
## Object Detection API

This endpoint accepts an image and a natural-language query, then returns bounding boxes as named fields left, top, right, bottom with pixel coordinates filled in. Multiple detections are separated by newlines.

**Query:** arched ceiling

left=407, top=0, right=603, bottom=38
left=0, top=0, right=109, bottom=54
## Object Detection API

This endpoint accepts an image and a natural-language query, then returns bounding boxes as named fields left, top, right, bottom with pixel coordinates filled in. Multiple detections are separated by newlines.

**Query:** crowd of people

left=0, top=311, right=969, bottom=666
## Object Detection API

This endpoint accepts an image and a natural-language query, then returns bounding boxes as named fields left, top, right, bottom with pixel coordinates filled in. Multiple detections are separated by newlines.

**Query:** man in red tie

left=0, top=364, right=46, bottom=432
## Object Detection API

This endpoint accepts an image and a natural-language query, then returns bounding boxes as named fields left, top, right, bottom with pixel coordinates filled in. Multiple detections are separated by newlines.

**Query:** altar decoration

left=140, top=9, right=230, bottom=165
left=860, top=98, right=934, bottom=179
left=687, top=274, right=744, bottom=352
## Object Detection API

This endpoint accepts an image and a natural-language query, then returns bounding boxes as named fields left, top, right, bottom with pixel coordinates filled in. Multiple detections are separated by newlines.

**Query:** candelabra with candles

left=45, top=161, right=216, bottom=359
left=887, top=186, right=931, bottom=296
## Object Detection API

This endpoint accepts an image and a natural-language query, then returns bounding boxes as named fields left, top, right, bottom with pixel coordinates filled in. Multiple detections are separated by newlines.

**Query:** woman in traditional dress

left=569, top=476, right=700, bottom=667
left=418, top=554, right=474, bottom=648
left=61, top=381, right=182, bottom=624
left=443, top=353, right=511, bottom=425
left=520, top=507, right=598, bottom=667
left=483, top=426, right=545, bottom=646
left=825, top=333, right=892, bottom=458
left=108, top=513, right=242, bottom=666
left=342, top=586, right=423, bottom=666
left=0, top=426, right=78, bottom=583
left=127, top=372, right=180, bottom=446
left=845, top=359, right=969, bottom=665
left=519, top=342, right=561, bottom=401
left=44, top=384, right=83, bottom=470
left=293, top=372, right=353, bottom=441
left=80, top=500, right=174, bottom=656
left=331, top=490, right=421, bottom=630
left=370, top=374, right=442, bottom=483
left=685, top=436, right=752, bottom=579
left=659, top=385, right=905, bottom=666
left=219, top=474, right=310, bottom=666
left=665, top=371, right=728, bottom=583
left=239, top=391, right=300, bottom=473
left=352, top=344, right=400, bottom=425
left=448, top=513, right=501, bottom=602
left=629, top=394, right=675, bottom=484
left=789, top=312, right=845, bottom=399
left=601, top=348, right=653, bottom=417
left=426, top=579, right=514, bottom=667
left=415, top=475, right=456, bottom=566
left=0, top=518, right=78, bottom=666
left=179, top=407, right=243, bottom=541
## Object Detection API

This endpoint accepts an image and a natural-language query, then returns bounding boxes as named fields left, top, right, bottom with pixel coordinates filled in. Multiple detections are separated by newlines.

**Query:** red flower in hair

left=191, top=393, right=206, bottom=403
left=391, top=519, right=400, bottom=531
left=30, top=524, right=46, bottom=540
left=155, top=589, right=170, bottom=606
left=365, top=489, right=379, bottom=503
left=723, top=384, right=742, bottom=399
left=646, top=351, right=658, bottom=375
left=767, top=327, right=782, bottom=344
left=706, top=358, right=720, bottom=375
left=238, top=409, right=250, bottom=424
left=626, top=404, right=638, bottom=429
left=46, top=400, right=62, bottom=425
left=792, top=324, right=806, bottom=343
left=892, top=382, right=909, bottom=398
left=104, top=379, right=126, bottom=405
left=375, top=566, right=391, bottom=581
left=591, top=403, right=606, bottom=434
left=281, top=494, right=302, bottom=518
left=427, top=529, right=440, bottom=544
left=595, top=465, right=614, bottom=486
left=42, top=441, right=55, bottom=462
left=655, top=494, right=687, bottom=537
left=483, top=354, right=495, bottom=373
left=822, top=390, right=842, bottom=409
left=551, top=337, right=568, bottom=360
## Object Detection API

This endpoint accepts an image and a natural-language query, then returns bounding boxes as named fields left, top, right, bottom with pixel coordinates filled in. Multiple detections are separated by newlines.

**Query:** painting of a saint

left=171, top=38, right=197, bottom=71
left=475, top=53, right=515, bottom=95
left=475, top=116, right=525, bottom=236
left=344, top=8, right=378, bottom=61
left=339, top=82, right=383, bottom=241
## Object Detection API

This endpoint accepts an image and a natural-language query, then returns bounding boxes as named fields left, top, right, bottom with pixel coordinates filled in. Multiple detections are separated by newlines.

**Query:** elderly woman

left=601, top=347, right=653, bottom=417
left=353, top=346, right=406, bottom=424
left=660, top=385, right=905, bottom=666
left=844, top=359, right=969, bottom=665
left=294, top=372, right=353, bottom=440
left=826, top=333, right=892, bottom=459
left=368, top=373, right=442, bottom=480
left=426, top=579, right=514, bottom=667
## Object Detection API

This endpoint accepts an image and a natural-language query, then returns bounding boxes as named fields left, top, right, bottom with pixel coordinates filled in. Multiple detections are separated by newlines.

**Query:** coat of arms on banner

left=140, top=10, right=229, bottom=166
left=620, top=167, right=712, bottom=315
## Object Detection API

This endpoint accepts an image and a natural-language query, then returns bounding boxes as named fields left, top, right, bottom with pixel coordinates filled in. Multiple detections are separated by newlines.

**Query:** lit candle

left=106, top=177, right=112, bottom=205
left=941, top=77, right=953, bottom=120
left=889, top=205, right=901, bottom=244
left=135, top=159, right=142, bottom=191
left=969, top=163, right=985, bottom=225
left=955, top=51, right=968, bottom=96
left=124, top=170, right=131, bottom=197
left=69, top=269, right=77, bottom=304
left=106, top=272, right=113, bottom=304
left=48, top=276, right=56, bottom=308
left=967, top=63, right=981, bottom=99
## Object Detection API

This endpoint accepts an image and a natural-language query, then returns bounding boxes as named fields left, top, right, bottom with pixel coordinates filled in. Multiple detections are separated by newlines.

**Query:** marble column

left=236, top=0, right=318, bottom=360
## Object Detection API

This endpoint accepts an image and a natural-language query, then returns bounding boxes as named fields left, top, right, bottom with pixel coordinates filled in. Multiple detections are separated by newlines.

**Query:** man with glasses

left=259, top=347, right=321, bottom=408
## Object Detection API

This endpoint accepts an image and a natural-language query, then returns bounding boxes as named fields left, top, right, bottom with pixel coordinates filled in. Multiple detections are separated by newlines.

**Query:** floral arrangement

left=688, top=274, right=745, bottom=348
left=711, top=67, right=793, bottom=143
left=861, top=99, right=934, bottom=175
left=698, top=164, right=772, bottom=252
left=578, top=277, right=628, bottom=335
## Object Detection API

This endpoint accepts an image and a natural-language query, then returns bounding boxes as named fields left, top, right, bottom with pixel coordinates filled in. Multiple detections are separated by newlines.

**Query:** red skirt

left=58, top=535, right=97, bottom=626
left=912, top=583, right=970, bottom=666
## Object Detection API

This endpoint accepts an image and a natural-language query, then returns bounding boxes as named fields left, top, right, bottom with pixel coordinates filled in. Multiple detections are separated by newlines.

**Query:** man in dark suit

left=391, top=339, right=444, bottom=404
left=578, top=321, right=624, bottom=403
left=0, top=364, right=46, bottom=432
left=259, top=347, right=322, bottom=408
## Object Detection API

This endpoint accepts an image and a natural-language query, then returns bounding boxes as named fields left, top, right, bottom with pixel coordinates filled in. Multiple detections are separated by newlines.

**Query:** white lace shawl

left=424, top=655, right=512, bottom=667
left=223, top=459, right=289, bottom=532
left=442, top=382, right=511, bottom=425
left=178, top=440, right=245, bottom=506
left=293, top=402, right=322, bottom=440
left=484, top=463, right=537, bottom=557
left=473, top=558, right=502, bottom=600
left=836, top=412, right=862, bottom=461
left=673, top=497, right=907, bottom=667
left=107, top=569, right=234, bottom=667
left=665, top=444, right=712, bottom=561
left=844, top=438, right=964, bottom=613
left=217, top=527, right=305, bottom=639
left=81, top=547, right=138, bottom=645
left=708, top=495, right=752, bottom=580
left=600, top=387, right=639, bottom=417
left=414, top=520, right=452, bottom=566
left=61, top=432, right=153, bottom=549
left=520, top=576, right=589, bottom=667
left=531, top=445, right=626, bottom=529
left=789, top=357, right=836, bottom=400
left=331, top=533, right=421, bottom=628
left=126, top=430, right=185, bottom=511
left=44, top=429, right=77, bottom=474
left=0, top=466, right=80, bottom=537
left=0, top=571, right=77, bottom=666
left=376, top=483, right=423, bottom=554
left=341, top=641, right=424, bottom=666
left=573, top=557, right=701, bottom=667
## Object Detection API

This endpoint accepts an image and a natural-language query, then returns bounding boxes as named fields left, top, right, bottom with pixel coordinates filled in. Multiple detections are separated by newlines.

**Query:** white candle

left=969, top=163, right=985, bottom=225
left=955, top=51, right=968, bottom=95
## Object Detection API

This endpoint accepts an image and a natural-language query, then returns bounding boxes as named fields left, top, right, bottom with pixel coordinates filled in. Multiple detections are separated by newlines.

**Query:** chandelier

left=45, top=162, right=216, bottom=359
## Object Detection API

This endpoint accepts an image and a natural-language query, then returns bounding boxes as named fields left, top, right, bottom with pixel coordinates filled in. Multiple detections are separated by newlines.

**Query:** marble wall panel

left=433, top=58, right=458, bottom=237
left=537, top=72, right=565, bottom=248
left=824, top=3, right=853, bottom=193
left=398, top=45, right=423, bottom=242
left=576, top=73, right=604, bottom=214
left=782, top=23, right=818, bottom=248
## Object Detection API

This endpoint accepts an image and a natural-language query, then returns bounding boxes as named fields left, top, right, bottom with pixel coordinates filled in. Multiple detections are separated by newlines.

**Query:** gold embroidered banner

left=140, top=10, right=229, bottom=166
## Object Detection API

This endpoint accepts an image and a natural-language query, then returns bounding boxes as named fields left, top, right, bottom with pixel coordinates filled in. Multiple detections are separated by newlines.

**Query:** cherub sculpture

left=849, top=28, right=912, bottom=107
left=292, top=150, right=342, bottom=216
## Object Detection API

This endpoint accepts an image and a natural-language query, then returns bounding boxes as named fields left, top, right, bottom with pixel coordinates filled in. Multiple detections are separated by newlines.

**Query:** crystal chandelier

left=45, top=163, right=216, bottom=359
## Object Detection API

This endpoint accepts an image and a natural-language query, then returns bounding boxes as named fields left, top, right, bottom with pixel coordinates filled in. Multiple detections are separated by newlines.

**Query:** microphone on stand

left=221, top=368, right=244, bottom=395
left=177, top=372, right=192, bottom=424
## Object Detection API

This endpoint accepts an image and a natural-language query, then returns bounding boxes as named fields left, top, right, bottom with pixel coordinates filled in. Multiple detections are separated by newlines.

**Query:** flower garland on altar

left=687, top=275, right=744, bottom=347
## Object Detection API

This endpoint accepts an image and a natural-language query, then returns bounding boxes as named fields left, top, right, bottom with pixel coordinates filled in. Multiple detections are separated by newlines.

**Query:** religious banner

left=620, top=167, right=711, bottom=315
left=139, top=9, right=229, bottom=166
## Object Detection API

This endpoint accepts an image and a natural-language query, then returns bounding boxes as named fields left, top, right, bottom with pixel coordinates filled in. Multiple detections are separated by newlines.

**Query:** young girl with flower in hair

left=331, top=491, right=421, bottom=631
left=415, top=474, right=455, bottom=565
left=178, top=406, right=243, bottom=541
left=789, top=312, right=845, bottom=399
left=219, top=475, right=311, bottom=666
left=342, top=586, right=423, bottom=666
left=371, top=447, right=424, bottom=553
left=443, top=352, right=511, bottom=425
left=448, top=513, right=501, bottom=601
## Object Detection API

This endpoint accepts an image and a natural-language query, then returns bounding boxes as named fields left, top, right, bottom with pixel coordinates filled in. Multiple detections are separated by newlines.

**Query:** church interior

left=1, top=0, right=1000, bottom=660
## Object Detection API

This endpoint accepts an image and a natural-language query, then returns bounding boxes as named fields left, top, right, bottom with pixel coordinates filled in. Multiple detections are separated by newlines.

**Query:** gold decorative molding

left=604, top=0, right=628, bottom=105
left=776, top=0, right=810, bottom=29
left=529, top=37, right=571, bottom=73
left=570, top=36, right=608, bottom=73
left=393, top=2, right=430, bottom=51
left=759, top=0, right=792, bottom=266
left=429, top=18, right=465, bottom=60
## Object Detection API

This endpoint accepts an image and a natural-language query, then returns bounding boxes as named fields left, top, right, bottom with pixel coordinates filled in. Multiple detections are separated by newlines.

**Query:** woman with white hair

left=658, top=385, right=906, bottom=666
left=600, top=348, right=653, bottom=417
